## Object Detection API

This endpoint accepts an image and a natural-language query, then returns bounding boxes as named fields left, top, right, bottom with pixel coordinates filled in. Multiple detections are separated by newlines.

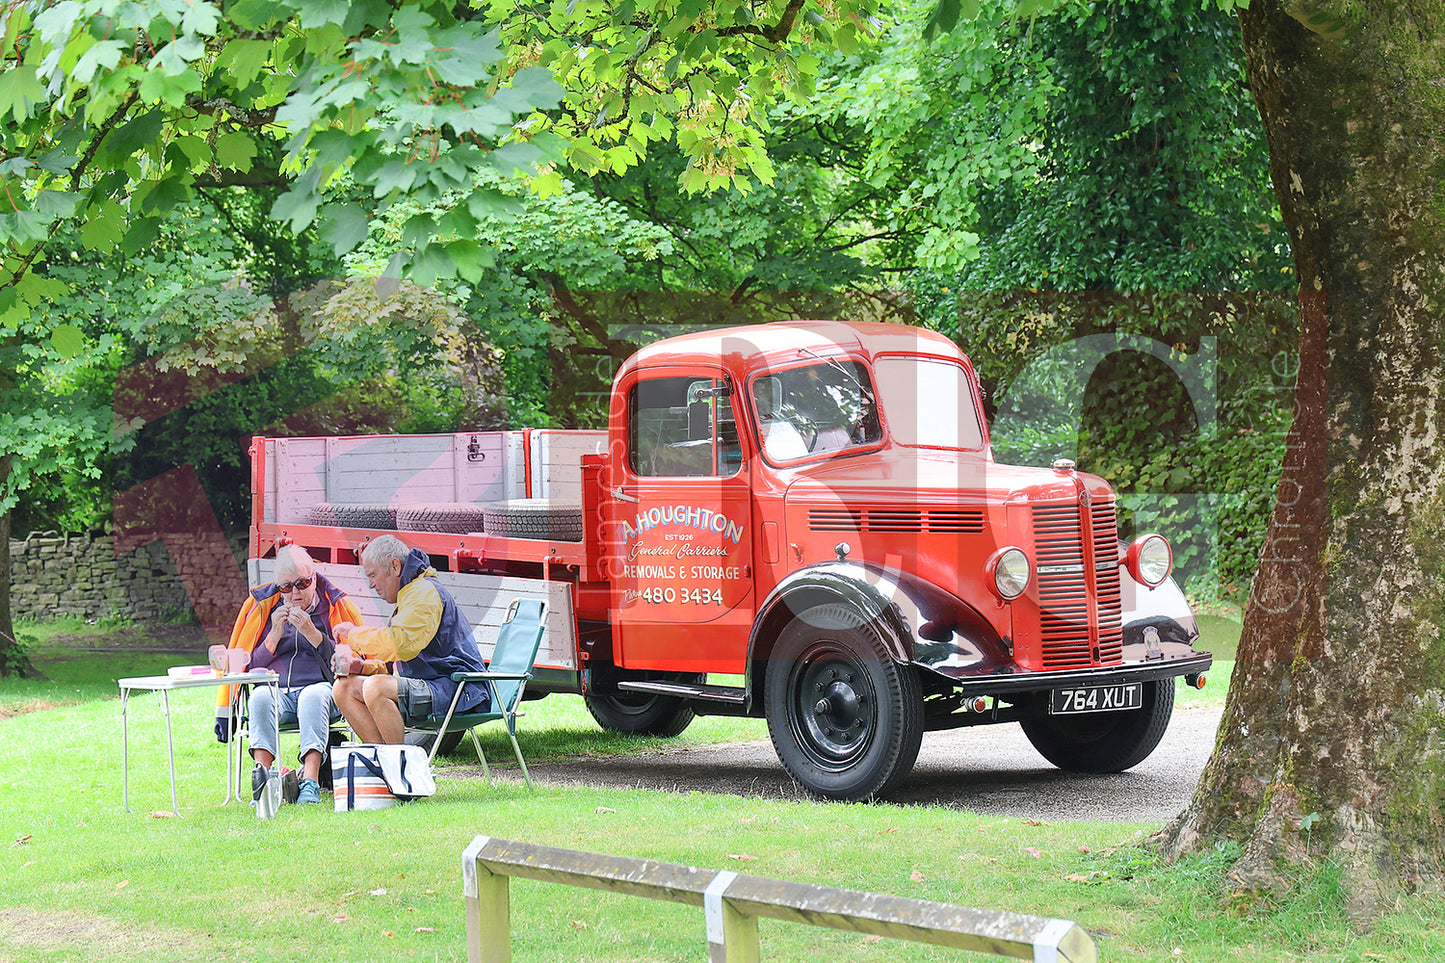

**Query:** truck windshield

left=874, top=357, right=985, bottom=450
left=751, top=360, right=881, bottom=462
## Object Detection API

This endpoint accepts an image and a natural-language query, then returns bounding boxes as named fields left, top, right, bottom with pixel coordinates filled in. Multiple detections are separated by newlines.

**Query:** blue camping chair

left=411, top=598, right=548, bottom=787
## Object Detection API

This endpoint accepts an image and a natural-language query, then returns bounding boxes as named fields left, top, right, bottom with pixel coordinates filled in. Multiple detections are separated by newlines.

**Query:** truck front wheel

left=585, top=690, right=696, bottom=737
left=1020, top=678, right=1175, bottom=773
left=765, top=605, right=923, bottom=802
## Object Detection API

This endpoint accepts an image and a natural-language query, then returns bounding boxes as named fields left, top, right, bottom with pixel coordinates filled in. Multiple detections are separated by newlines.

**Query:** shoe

left=296, top=778, right=321, bottom=805
left=251, top=763, right=268, bottom=805
left=282, top=768, right=300, bottom=804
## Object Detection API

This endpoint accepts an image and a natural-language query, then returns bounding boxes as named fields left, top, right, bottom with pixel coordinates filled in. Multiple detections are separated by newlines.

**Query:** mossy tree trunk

left=0, top=454, right=36, bottom=678
left=1157, top=1, right=1445, bottom=921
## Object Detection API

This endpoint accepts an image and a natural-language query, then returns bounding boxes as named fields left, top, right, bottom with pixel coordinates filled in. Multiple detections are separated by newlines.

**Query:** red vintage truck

left=247, top=320, right=1210, bottom=801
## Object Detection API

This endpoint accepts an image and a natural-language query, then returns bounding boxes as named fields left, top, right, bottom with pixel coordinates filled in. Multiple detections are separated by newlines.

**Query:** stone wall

left=9, top=532, right=246, bottom=624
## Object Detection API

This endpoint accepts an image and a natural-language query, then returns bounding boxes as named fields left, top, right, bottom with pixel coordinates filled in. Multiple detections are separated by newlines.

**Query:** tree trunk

left=1157, top=2, right=1445, bottom=921
left=0, top=454, right=37, bottom=678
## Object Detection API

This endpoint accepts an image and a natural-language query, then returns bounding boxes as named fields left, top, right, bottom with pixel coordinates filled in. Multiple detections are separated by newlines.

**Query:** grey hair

left=361, top=533, right=411, bottom=569
left=274, top=543, right=316, bottom=581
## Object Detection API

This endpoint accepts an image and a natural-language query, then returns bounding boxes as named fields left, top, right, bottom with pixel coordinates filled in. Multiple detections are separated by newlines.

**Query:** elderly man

left=332, top=534, right=488, bottom=744
left=218, top=544, right=366, bottom=805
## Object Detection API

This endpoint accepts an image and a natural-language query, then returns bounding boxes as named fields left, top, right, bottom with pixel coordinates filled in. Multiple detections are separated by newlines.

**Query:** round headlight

left=1127, top=534, right=1173, bottom=587
left=987, top=547, right=1030, bottom=600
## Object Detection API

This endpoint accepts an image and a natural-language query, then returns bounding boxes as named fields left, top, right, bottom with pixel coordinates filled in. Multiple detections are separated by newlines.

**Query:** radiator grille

left=1031, top=501, right=1124, bottom=669
left=809, top=507, right=985, bottom=534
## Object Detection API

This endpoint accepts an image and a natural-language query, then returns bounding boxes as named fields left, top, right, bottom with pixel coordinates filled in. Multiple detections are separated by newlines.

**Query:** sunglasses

left=276, top=576, right=314, bottom=592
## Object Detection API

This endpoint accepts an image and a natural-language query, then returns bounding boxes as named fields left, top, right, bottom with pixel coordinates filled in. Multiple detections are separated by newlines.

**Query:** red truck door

left=609, top=367, right=755, bottom=673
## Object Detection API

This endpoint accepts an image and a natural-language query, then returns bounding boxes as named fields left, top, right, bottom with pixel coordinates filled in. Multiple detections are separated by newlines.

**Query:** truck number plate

left=1049, top=683, right=1142, bottom=715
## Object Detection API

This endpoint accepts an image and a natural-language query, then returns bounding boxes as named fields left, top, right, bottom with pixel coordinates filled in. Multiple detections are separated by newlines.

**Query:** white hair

left=360, top=533, right=411, bottom=569
left=274, top=543, right=316, bottom=581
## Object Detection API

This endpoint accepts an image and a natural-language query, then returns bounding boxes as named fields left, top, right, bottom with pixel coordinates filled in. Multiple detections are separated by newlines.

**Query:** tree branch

left=714, top=0, right=808, bottom=42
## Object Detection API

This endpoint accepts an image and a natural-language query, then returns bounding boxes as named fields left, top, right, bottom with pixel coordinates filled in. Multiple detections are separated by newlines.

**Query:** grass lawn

left=3, top=615, right=1439, bottom=962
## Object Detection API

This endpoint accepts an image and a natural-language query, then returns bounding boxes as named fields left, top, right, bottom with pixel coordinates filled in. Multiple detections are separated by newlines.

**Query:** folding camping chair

left=410, top=598, right=548, bottom=787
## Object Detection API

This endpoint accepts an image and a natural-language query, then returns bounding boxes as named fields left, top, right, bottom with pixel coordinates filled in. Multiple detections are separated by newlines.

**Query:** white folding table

left=118, top=671, right=280, bottom=816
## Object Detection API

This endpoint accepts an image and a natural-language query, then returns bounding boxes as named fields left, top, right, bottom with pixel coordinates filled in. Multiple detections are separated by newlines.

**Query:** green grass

left=20, top=613, right=1424, bottom=963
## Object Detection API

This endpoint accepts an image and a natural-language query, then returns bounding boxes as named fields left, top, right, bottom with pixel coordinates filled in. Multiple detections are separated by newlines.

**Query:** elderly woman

left=216, top=544, right=366, bottom=805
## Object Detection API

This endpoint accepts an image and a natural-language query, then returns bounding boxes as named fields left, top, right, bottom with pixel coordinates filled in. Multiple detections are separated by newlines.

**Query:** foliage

left=0, top=0, right=565, bottom=539
left=951, top=291, right=1295, bottom=595
left=486, top=0, right=881, bottom=193
left=954, top=1, right=1291, bottom=291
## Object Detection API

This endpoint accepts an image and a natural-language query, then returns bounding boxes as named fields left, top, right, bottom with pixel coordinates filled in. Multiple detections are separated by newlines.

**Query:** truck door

left=610, top=368, right=755, bottom=673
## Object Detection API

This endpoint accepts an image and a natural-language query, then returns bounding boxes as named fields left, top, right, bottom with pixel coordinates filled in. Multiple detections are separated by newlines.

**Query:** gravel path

left=526, top=706, right=1223, bottom=822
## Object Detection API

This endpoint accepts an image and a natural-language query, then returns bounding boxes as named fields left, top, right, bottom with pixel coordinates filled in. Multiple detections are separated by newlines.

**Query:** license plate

left=1049, top=683, right=1142, bottom=715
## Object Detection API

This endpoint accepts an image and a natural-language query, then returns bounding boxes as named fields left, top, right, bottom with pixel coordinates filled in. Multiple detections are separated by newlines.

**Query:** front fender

left=744, top=562, right=1010, bottom=708
left=1119, top=560, right=1202, bottom=660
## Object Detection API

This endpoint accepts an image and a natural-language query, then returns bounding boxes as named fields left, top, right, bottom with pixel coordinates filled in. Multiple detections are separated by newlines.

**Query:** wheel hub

left=813, top=681, right=865, bottom=733
left=793, top=656, right=874, bottom=764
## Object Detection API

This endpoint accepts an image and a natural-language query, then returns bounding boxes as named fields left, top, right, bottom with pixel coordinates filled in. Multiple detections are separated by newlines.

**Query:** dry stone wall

left=9, top=532, right=246, bottom=624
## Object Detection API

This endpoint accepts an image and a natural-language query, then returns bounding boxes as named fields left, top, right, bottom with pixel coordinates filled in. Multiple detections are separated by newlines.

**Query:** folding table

left=118, top=671, right=280, bottom=816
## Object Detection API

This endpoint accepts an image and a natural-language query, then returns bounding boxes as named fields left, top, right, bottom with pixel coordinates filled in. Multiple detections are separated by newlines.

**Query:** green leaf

left=121, top=216, right=161, bottom=255
left=466, top=188, right=523, bottom=221
left=79, top=199, right=126, bottom=252
left=268, top=164, right=323, bottom=233
left=181, top=1, right=222, bottom=35
left=446, top=239, right=493, bottom=284
left=409, top=243, right=453, bottom=288
left=0, top=209, right=49, bottom=243
left=318, top=202, right=370, bottom=255
left=50, top=324, right=85, bottom=359
left=0, top=68, right=46, bottom=125
left=217, top=39, right=273, bottom=86
left=105, top=110, right=165, bottom=157
left=296, top=0, right=352, bottom=29
left=73, top=39, right=125, bottom=84
left=174, top=135, right=211, bottom=169
left=34, top=190, right=81, bottom=219
left=214, top=132, right=259, bottom=172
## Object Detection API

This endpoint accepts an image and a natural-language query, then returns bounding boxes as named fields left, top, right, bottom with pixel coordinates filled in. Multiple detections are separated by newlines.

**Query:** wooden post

left=463, top=835, right=511, bottom=963
left=704, top=870, right=760, bottom=963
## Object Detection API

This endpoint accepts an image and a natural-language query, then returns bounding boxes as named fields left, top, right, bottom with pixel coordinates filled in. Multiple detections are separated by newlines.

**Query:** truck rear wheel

left=765, top=604, right=923, bottom=802
left=585, top=690, right=696, bottom=737
left=1020, top=678, right=1175, bottom=773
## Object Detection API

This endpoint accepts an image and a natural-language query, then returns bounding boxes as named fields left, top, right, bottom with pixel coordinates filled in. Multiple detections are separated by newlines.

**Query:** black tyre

left=481, top=499, right=584, bottom=541
left=311, top=502, right=397, bottom=530
left=585, top=690, right=696, bottom=737
left=404, top=729, right=466, bottom=756
left=764, top=604, right=923, bottom=802
left=1020, top=678, right=1175, bottom=773
left=396, top=503, right=489, bottom=534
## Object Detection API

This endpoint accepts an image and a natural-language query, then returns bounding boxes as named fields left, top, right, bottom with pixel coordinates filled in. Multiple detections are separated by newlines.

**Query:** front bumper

left=918, top=650, right=1213, bottom=698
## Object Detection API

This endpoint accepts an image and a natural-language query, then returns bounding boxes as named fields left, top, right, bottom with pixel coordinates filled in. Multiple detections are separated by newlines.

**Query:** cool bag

left=333, top=743, right=437, bottom=812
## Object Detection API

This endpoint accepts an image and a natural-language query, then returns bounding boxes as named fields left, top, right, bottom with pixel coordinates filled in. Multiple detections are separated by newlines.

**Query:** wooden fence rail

left=462, top=835, right=1097, bottom=963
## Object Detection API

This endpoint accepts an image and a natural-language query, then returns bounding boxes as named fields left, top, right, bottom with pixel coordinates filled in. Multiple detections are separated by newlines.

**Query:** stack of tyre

left=306, top=499, right=583, bottom=541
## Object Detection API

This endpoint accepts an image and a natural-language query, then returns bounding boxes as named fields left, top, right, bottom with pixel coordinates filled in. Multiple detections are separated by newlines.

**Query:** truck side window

left=752, top=360, right=880, bottom=462
left=629, top=376, right=741, bottom=477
